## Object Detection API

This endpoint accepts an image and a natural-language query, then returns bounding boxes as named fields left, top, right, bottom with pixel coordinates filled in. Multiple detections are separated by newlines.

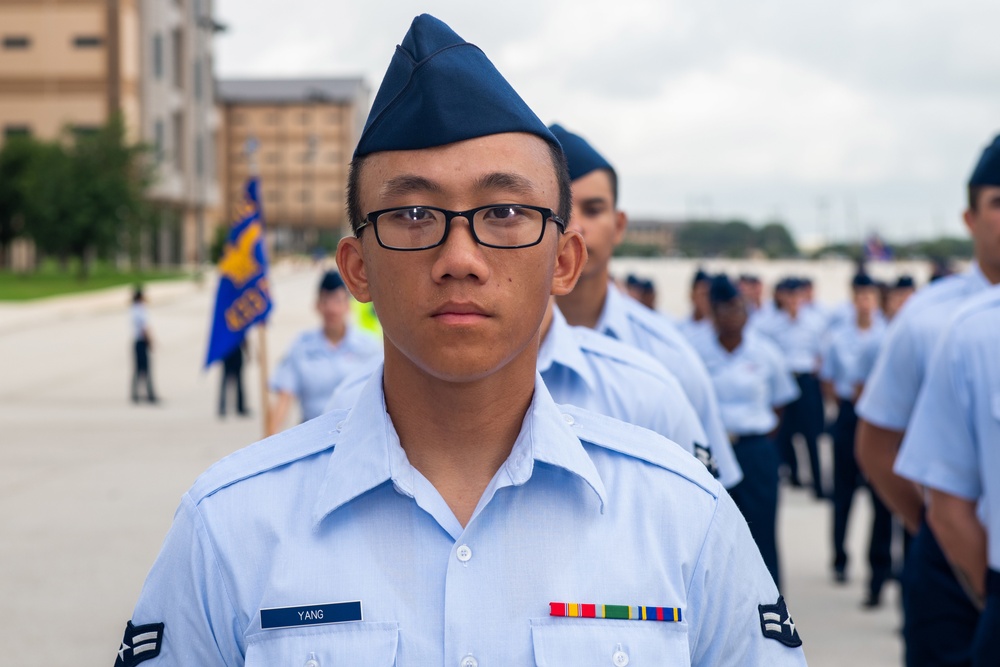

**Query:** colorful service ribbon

left=549, top=602, right=682, bottom=622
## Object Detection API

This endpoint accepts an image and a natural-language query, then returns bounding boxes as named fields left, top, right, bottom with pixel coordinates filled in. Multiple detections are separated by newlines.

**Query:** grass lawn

left=0, top=261, right=191, bottom=301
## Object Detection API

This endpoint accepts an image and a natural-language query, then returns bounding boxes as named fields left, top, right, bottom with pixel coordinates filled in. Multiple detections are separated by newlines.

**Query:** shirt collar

left=537, top=305, right=598, bottom=391
left=968, top=262, right=992, bottom=291
left=312, top=367, right=607, bottom=526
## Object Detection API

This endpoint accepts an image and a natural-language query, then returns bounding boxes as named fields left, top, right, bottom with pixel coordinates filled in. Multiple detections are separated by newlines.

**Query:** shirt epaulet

left=559, top=404, right=720, bottom=499
left=621, top=302, right=678, bottom=344
left=572, top=328, right=668, bottom=381
left=188, top=410, right=349, bottom=503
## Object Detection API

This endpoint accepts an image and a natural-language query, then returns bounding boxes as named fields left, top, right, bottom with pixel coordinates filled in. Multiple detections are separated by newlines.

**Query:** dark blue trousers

left=973, top=570, right=1000, bottom=667
left=903, top=520, right=980, bottom=667
left=832, top=399, right=893, bottom=597
left=776, top=372, right=825, bottom=497
left=729, top=434, right=781, bottom=590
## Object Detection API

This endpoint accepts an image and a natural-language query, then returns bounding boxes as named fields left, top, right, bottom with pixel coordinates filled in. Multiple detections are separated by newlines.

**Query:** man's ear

left=612, top=209, right=628, bottom=246
left=336, top=235, right=372, bottom=303
left=551, top=229, right=587, bottom=296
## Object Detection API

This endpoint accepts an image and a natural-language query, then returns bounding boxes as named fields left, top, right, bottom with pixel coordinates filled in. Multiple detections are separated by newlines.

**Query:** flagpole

left=257, top=324, right=271, bottom=438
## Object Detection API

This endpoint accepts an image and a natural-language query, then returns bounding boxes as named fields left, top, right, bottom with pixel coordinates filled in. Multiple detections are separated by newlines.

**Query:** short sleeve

left=818, top=339, right=837, bottom=383
left=895, top=330, right=980, bottom=501
left=127, top=494, right=243, bottom=666
left=687, top=492, right=808, bottom=666
left=856, top=316, right=921, bottom=430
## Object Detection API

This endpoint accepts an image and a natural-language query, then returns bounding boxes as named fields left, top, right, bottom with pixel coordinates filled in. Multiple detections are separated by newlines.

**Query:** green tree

left=17, top=115, right=152, bottom=277
left=0, top=137, right=36, bottom=268
left=758, top=221, right=798, bottom=258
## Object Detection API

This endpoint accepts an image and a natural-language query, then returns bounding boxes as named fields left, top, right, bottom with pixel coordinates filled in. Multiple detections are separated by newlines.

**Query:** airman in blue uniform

left=548, top=123, right=742, bottom=491
left=267, top=271, right=381, bottom=433
left=856, top=133, right=1000, bottom=667
left=679, top=269, right=714, bottom=344
left=754, top=278, right=827, bottom=498
left=896, top=285, right=1000, bottom=667
left=689, top=274, right=800, bottom=589
left=115, top=15, right=803, bottom=667
left=819, top=273, right=891, bottom=605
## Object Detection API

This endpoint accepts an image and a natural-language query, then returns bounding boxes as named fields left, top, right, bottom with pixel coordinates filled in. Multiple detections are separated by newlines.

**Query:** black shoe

left=834, top=567, right=847, bottom=584
left=861, top=592, right=881, bottom=609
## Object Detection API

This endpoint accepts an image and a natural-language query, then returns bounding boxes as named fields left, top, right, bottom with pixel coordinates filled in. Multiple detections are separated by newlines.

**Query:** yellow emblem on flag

left=218, top=223, right=262, bottom=289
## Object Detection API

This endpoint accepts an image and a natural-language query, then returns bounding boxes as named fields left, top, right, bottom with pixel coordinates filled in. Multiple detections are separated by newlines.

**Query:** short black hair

left=604, top=168, right=619, bottom=206
left=346, top=140, right=572, bottom=237
left=969, top=185, right=984, bottom=212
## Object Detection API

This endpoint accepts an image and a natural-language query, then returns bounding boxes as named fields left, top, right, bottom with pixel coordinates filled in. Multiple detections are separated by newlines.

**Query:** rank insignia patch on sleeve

left=114, top=620, right=164, bottom=667
left=694, top=442, right=720, bottom=478
left=758, top=596, right=802, bottom=647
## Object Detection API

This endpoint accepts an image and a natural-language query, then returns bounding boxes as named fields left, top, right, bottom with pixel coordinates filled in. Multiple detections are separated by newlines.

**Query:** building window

left=266, top=152, right=281, bottom=164
left=232, top=112, right=245, bottom=125
left=154, top=120, right=164, bottom=162
left=71, top=126, right=100, bottom=138
left=195, top=136, right=204, bottom=176
left=326, top=151, right=340, bottom=164
left=2, top=36, right=31, bottom=50
left=266, top=190, right=280, bottom=203
left=152, top=33, right=163, bottom=79
left=266, top=112, right=279, bottom=125
left=300, top=112, right=311, bottom=125
left=300, top=190, right=311, bottom=203
left=3, top=125, right=31, bottom=138
left=171, top=28, right=184, bottom=89
left=327, top=190, right=341, bottom=202
left=326, top=110, right=341, bottom=124
left=73, top=36, right=104, bottom=48
left=193, top=59, right=204, bottom=101
left=172, top=111, right=184, bottom=168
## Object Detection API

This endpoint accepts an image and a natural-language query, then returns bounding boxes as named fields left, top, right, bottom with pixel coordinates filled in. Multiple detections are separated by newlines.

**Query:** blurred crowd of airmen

left=116, top=12, right=1000, bottom=667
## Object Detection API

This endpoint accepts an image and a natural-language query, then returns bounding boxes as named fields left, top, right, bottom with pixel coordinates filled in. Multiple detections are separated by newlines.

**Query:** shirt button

left=456, top=545, right=472, bottom=562
left=612, top=649, right=630, bottom=666
left=562, top=413, right=575, bottom=425
left=460, top=655, right=478, bottom=667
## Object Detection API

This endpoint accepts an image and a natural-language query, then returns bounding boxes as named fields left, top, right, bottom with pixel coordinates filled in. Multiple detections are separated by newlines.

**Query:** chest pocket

left=530, top=618, right=689, bottom=666
left=245, top=622, right=398, bottom=667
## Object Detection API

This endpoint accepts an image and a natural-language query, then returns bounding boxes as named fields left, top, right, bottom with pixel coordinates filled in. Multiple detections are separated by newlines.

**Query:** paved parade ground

left=0, top=260, right=906, bottom=665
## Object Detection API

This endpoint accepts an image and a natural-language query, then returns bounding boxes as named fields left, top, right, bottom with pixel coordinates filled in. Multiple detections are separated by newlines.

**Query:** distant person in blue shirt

left=856, top=133, right=1000, bottom=667
left=895, top=286, right=1000, bottom=667
left=548, top=123, right=741, bottom=490
left=819, top=273, right=891, bottom=606
left=691, top=274, right=800, bottom=589
left=680, top=269, right=714, bottom=343
left=116, top=15, right=805, bottom=666
left=267, top=270, right=381, bottom=433
left=755, top=278, right=827, bottom=498
left=129, top=287, right=158, bottom=404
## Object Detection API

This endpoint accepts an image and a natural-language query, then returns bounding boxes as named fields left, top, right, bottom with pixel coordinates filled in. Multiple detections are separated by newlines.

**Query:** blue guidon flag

left=204, top=177, right=272, bottom=367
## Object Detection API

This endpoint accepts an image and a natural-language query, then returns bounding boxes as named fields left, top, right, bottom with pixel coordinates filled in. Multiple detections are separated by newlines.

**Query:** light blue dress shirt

left=127, top=372, right=807, bottom=665
left=594, top=286, right=736, bottom=474
left=856, top=264, right=992, bottom=431
left=678, top=316, right=714, bottom=345
left=325, top=307, right=743, bottom=488
left=820, top=321, right=886, bottom=401
left=540, top=306, right=741, bottom=488
left=690, top=331, right=800, bottom=437
left=751, top=308, right=826, bottom=374
left=895, top=286, right=1000, bottom=570
left=270, top=325, right=382, bottom=422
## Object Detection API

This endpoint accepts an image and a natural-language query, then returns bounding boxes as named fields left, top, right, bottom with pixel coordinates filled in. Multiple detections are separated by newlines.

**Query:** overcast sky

left=213, top=0, right=1000, bottom=247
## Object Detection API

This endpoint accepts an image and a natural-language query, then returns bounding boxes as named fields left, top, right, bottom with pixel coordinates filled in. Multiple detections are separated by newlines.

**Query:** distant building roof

left=217, top=78, right=368, bottom=105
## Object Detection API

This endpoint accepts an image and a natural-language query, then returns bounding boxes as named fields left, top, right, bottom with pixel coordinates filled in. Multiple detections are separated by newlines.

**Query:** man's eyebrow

left=578, top=196, right=609, bottom=207
left=380, top=175, right=444, bottom=200
left=474, top=172, right=538, bottom=196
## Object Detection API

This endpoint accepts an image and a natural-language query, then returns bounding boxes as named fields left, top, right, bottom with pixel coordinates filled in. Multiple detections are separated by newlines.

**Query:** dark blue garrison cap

left=709, top=274, right=741, bottom=305
left=547, top=124, right=616, bottom=181
left=319, top=271, right=345, bottom=292
left=969, top=135, right=1000, bottom=186
left=851, top=273, right=876, bottom=289
left=354, top=14, right=557, bottom=158
left=692, top=269, right=712, bottom=287
left=895, top=275, right=915, bottom=289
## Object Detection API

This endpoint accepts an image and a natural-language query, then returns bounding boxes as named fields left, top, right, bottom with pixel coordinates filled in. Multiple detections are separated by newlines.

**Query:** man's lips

left=431, top=302, right=491, bottom=324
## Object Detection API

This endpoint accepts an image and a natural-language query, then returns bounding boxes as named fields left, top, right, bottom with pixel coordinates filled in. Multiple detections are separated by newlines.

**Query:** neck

left=974, top=255, right=1000, bottom=285
left=382, top=344, right=537, bottom=527
left=718, top=330, right=742, bottom=353
left=556, top=267, right=610, bottom=329
left=856, top=311, right=872, bottom=330
left=324, top=322, right=347, bottom=344
left=539, top=298, right=556, bottom=343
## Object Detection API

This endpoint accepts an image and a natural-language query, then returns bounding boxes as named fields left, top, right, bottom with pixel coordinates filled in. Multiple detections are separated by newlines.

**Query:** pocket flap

left=246, top=622, right=398, bottom=666
left=530, top=617, right=689, bottom=666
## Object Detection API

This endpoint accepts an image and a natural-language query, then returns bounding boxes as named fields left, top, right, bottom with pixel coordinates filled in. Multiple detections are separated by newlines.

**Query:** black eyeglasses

left=356, top=204, right=565, bottom=251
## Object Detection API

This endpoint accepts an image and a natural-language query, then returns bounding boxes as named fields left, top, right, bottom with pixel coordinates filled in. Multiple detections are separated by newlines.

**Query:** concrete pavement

left=0, top=259, right=903, bottom=665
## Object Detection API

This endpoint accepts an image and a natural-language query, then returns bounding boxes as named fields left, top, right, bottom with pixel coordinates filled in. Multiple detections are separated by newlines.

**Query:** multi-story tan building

left=0, top=0, right=221, bottom=265
left=217, top=78, right=368, bottom=252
